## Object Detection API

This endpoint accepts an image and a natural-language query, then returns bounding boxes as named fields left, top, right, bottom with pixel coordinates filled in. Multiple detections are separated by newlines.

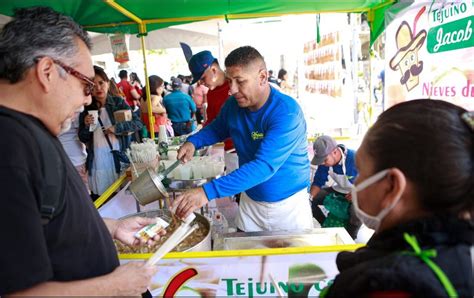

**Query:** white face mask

left=351, top=169, right=401, bottom=231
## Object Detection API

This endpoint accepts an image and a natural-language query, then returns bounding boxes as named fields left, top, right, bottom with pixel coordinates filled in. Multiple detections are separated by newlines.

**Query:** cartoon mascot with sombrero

left=390, top=20, right=427, bottom=91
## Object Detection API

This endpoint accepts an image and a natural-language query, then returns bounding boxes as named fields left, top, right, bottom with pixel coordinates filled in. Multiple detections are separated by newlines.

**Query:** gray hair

left=0, top=7, right=91, bottom=83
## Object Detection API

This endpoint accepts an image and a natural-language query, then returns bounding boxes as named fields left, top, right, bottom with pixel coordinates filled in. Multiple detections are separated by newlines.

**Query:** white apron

left=235, top=188, right=313, bottom=232
left=328, top=147, right=353, bottom=194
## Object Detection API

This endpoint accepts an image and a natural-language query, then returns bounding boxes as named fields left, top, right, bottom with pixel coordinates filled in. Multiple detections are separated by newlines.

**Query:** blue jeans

left=172, top=121, right=192, bottom=136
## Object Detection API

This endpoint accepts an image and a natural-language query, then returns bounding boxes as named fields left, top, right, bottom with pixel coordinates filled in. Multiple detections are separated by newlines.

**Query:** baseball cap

left=189, top=50, right=216, bottom=84
left=171, top=77, right=182, bottom=89
left=311, top=135, right=338, bottom=165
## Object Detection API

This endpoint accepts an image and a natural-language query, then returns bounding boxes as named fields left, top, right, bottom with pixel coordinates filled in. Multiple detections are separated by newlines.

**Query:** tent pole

left=138, top=23, right=155, bottom=138
left=103, top=0, right=154, bottom=138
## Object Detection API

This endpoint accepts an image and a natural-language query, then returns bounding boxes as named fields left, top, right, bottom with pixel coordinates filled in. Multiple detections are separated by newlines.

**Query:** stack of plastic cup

left=158, top=125, right=168, bottom=144
left=179, top=165, right=192, bottom=180
left=192, top=163, right=203, bottom=179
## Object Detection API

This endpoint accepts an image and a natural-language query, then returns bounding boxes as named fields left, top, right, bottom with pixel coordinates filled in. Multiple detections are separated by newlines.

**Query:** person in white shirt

left=58, top=112, right=90, bottom=193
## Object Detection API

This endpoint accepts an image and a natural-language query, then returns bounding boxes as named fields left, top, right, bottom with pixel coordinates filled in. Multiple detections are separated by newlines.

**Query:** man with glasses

left=0, top=7, right=161, bottom=296
left=175, top=46, right=313, bottom=232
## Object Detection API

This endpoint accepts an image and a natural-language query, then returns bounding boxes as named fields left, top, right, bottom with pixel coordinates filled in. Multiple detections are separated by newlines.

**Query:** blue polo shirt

left=163, top=90, right=196, bottom=122
left=187, top=86, right=309, bottom=202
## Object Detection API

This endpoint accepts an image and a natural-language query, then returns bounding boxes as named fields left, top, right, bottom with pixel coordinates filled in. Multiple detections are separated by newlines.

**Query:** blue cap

left=189, top=50, right=216, bottom=84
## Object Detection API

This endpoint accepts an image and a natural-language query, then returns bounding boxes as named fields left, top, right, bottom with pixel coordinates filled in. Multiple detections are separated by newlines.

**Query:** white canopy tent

left=89, top=26, right=218, bottom=55
left=0, top=14, right=218, bottom=54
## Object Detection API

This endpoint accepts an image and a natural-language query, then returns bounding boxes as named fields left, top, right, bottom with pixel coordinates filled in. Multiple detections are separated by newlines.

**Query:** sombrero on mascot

left=390, top=20, right=427, bottom=70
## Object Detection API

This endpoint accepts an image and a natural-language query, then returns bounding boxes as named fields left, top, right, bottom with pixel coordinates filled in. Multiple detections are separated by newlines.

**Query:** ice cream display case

left=118, top=227, right=361, bottom=297
left=213, top=227, right=355, bottom=250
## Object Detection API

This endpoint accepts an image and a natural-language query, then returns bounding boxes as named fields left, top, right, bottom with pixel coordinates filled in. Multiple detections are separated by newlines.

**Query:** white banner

left=385, top=0, right=474, bottom=110
left=121, top=251, right=346, bottom=297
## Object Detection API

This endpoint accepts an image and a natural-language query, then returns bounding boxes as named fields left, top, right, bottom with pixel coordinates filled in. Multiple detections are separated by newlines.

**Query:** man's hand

left=310, top=185, right=321, bottom=199
left=103, top=125, right=116, bottom=135
left=107, top=262, right=158, bottom=295
left=177, top=142, right=195, bottom=163
left=171, top=187, right=208, bottom=219
left=113, top=216, right=166, bottom=246
left=345, top=193, right=352, bottom=201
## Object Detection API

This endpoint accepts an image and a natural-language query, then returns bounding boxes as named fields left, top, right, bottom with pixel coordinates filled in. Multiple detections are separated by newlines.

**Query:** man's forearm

left=310, top=185, right=321, bottom=198
left=103, top=218, right=118, bottom=239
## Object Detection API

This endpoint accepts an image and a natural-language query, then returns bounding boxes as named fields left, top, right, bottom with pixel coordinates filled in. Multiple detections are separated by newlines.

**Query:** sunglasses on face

left=35, top=57, right=95, bottom=96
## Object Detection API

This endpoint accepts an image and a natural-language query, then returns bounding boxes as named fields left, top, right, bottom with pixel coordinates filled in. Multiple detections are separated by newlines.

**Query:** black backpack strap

left=0, top=109, right=66, bottom=225
left=36, top=128, right=67, bottom=224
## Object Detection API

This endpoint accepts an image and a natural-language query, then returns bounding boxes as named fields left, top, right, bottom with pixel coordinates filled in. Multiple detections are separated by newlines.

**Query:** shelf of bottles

left=303, top=32, right=343, bottom=97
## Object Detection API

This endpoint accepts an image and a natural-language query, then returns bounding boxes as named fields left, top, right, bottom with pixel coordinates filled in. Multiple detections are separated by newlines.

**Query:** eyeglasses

left=35, top=57, right=95, bottom=96
left=52, top=59, right=95, bottom=96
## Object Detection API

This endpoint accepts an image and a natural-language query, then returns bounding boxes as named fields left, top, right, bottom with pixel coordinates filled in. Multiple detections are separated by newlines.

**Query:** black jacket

left=325, top=215, right=473, bottom=297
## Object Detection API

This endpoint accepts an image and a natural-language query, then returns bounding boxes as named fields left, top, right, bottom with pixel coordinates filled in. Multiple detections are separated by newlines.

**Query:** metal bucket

left=120, top=209, right=211, bottom=252
left=128, top=168, right=168, bottom=205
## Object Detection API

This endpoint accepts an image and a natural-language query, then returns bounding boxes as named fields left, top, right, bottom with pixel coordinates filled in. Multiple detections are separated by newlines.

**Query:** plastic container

left=211, top=211, right=228, bottom=240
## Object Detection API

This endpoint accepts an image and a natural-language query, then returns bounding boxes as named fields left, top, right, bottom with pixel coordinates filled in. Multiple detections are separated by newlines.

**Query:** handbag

left=98, top=116, right=130, bottom=174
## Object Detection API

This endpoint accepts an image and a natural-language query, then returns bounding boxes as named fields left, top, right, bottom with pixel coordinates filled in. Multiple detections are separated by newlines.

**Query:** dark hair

left=130, top=72, right=141, bottom=86
left=364, top=99, right=473, bottom=215
left=278, top=69, right=287, bottom=80
left=108, top=77, right=123, bottom=98
left=225, top=46, right=266, bottom=69
left=92, top=66, right=110, bottom=107
left=94, top=65, right=109, bottom=82
left=0, top=7, right=91, bottom=83
left=118, top=69, right=128, bottom=79
left=142, top=75, right=164, bottom=101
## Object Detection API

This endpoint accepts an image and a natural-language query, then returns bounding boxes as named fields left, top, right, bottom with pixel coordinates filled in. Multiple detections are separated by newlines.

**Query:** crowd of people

left=0, top=6, right=472, bottom=297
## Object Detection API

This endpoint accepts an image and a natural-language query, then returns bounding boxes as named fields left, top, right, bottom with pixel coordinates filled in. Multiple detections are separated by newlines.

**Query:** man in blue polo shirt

left=163, top=78, right=196, bottom=136
left=172, top=46, right=313, bottom=232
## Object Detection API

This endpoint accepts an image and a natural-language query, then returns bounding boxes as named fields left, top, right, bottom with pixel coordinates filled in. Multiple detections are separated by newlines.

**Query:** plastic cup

left=88, top=110, right=98, bottom=132
left=171, top=168, right=180, bottom=179
left=167, top=150, right=178, bottom=161
left=192, top=164, right=203, bottom=179
left=202, top=164, right=214, bottom=178
left=158, top=125, right=168, bottom=144
left=179, top=165, right=192, bottom=180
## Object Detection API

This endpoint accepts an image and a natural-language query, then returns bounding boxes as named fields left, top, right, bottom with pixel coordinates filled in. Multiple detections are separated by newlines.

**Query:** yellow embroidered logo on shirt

left=251, top=131, right=264, bottom=140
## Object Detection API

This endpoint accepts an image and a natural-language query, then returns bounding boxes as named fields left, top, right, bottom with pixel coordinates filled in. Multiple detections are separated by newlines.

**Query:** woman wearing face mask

left=321, top=99, right=473, bottom=297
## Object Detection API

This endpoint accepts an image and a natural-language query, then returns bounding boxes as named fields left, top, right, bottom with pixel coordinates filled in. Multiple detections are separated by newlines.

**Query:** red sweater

left=204, top=81, right=233, bottom=150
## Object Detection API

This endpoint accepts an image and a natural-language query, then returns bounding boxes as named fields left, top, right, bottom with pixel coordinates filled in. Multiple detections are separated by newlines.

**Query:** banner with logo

left=385, top=0, right=474, bottom=110
left=120, top=247, right=361, bottom=297
left=109, top=33, right=130, bottom=63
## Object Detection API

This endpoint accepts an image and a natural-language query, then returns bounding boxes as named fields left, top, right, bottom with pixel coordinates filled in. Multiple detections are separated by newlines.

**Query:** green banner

left=428, top=15, right=474, bottom=53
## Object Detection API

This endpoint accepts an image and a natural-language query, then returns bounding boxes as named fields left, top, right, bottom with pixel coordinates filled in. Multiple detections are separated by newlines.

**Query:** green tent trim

left=0, top=0, right=398, bottom=44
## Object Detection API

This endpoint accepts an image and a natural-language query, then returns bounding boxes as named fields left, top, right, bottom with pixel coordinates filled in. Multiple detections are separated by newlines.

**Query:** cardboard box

left=113, top=109, right=132, bottom=123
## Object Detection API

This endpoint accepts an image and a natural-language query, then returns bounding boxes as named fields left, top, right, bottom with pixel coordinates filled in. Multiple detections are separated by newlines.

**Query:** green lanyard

left=319, top=233, right=459, bottom=298
left=402, top=233, right=458, bottom=298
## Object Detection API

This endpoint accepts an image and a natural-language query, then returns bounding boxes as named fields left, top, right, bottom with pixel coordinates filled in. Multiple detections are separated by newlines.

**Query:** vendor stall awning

left=0, top=0, right=397, bottom=44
